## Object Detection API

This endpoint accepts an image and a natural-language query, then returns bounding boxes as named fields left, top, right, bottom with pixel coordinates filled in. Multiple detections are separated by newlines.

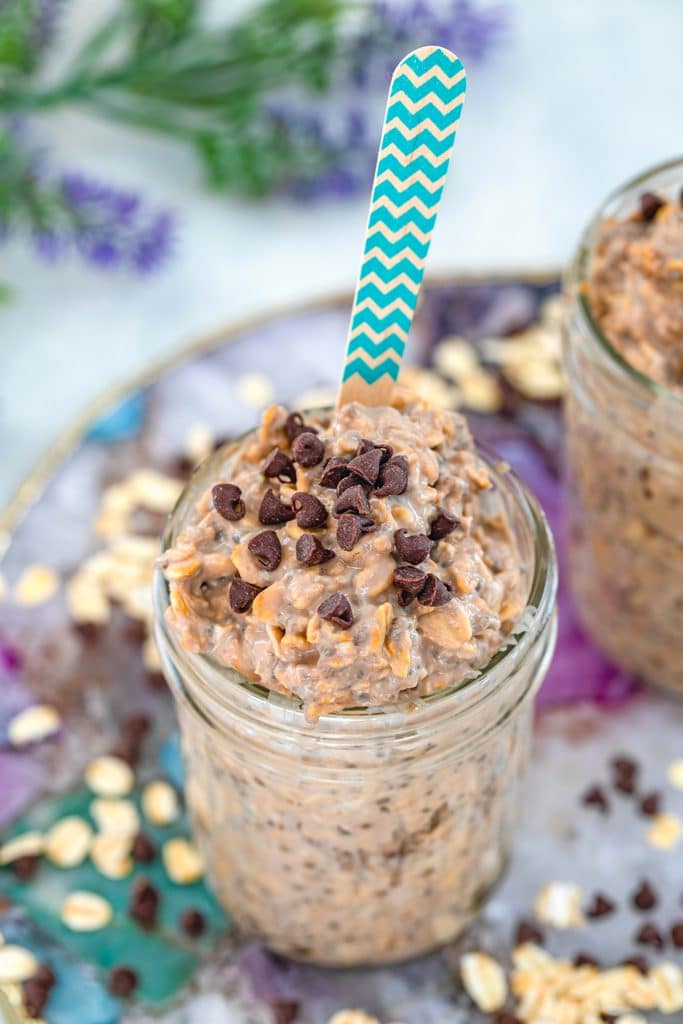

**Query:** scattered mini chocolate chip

left=394, top=566, right=427, bottom=595
left=122, top=712, right=151, bottom=739
left=418, top=573, right=453, bottom=606
left=632, top=880, right=658, bottom=912
left=640, top=191, right=665, bottom=222
left=318, top=593, right=353, bottom=628
left=285, top=412, right=315, bottom=442
left=271, top=1001, right=299, bottom=1024
left=319, top=456, right=351, bottom=488
left=292, top=492, right=328, bottom=529
left=394, top=529, right=431, bottom=565
left=611, top=755, right=638, bottom=780
left=634, top=922, right=664, bottom=950
left=492, top=1015, right=522, bottom=1024
left=109, top=738, right=140, bottom=768
left=295, top=534, right=334, bottom=566
left=248, top=530, right=282, bottom=571
left=671, top=922, right=683, bottom=948
left=263, top=448, right=296, bottom=483
left=23, top=978, right=49, bottom=1018
left=146, top=670, right=167, bottom=692
left=11, top=855, right=38, bottom=881
left=334, top=483, right=371, bottom=516
left=132, top=832, right=156, bottom=863
left=107, top=966, right=139, bottom=998
left=337, top=514, right=363, bottom=551
left=614, top=775, right=637, bottom=796
left=291, top=431, right=325, bottom=467
left=31, top=965, right=56, bottom=991
left=180, top=907, right=206, bottom=938
left=258, top=488, right=295, bottom=525
left=515, top=918, right=544, bottom=945
left=347, top=448, right=383, bottom=486
left=429, top=509, right=460, bottom=541
left=337, top=473, right=367, bottom=497
left=586, top=893, right=615, bottom=919
left=229, top=578, right=264, bottom=614
left=356, top=438, right=393, bottom=463
left=573, top=952, right=600, bottom=968
left=639, top=791, right=661, bottom=817
left=622, top=954, right=649, bottom=975
left=129, top=877, right=159, bottom=930
left=374, top=455, right=408, bottom=496
left=74, top=621, right=103, bottom=645
left=582, top=784, right=609, bottom=813
left=212, top=482, right=245, bottom=521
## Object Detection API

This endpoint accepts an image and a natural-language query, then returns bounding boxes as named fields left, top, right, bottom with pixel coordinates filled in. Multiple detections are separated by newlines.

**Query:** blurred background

left=1, top=0, right=681, bottom=507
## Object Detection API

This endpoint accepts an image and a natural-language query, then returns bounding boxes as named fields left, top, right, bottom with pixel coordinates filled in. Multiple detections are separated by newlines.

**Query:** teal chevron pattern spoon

left=338, top=46, right=466, bottom=406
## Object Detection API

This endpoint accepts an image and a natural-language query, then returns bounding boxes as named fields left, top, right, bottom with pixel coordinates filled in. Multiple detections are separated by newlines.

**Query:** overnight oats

left=564, top=157, right=683, bottom=693
left=154, top=395, right=557, bottom=964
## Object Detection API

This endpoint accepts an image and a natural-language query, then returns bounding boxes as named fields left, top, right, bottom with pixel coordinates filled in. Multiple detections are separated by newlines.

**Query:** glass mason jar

left=154, top=439, right=557, bottom=966
left=563, top=157, right=683, bottom=693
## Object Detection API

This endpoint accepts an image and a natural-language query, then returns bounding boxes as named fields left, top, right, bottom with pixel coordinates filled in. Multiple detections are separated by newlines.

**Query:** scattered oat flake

left=460, top=951, right=507, bottom=1013
left=13, top=565, right=59, bottom=606
left=433, top=336, right=479, bottom=380
left=650, top=962, right=683, bottom=1013
left=327, top=1013, right=381, bottom=1024
left=0, top=945, right=39, bottom=983
left=399, top=365, right=459, bottom=409
left=162, top=837, right=203, bottom=885
left=236, top=372, right=275, bottom=407
left=61, top=891, right=112, bottom=932
left=142, top=780, right=180, bottom=827
left=666, top=759, right=683, bottom=789
left=184, top=422, right=214, bottom=465
left=7, top=704, right=61, bottom=748
left=45, top=816, right=92, bottom=868
left=91, top=833, right=133, bottom=879
left=0, top=831, right=44, bottom=865
left=90, top=797, right=139, bottom=837
left=534, top=881, right=585, bottom=929
left=647, top=812, right=683, bottom=850
left=85, top=756, right=135, bottom=797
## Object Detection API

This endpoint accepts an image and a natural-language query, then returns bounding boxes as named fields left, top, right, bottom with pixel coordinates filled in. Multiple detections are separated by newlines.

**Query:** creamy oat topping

left=589, top=193, right=683, bottom=388
left=161, top=396, right=526, bottom=717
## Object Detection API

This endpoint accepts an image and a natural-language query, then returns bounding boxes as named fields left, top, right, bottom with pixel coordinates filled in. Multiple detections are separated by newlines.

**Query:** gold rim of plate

left=0, top=269, right=560, bottom=550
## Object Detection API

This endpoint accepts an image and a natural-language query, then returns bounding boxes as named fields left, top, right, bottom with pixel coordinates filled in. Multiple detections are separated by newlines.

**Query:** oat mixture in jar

left=155, top=394, right=557, bottom=964
left=564, top=158, right=683, bottom=692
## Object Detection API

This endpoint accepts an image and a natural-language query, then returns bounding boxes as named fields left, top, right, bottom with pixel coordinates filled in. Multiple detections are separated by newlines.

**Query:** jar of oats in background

left=563, top=157, right=683, bottom=693
left=154, top=436, right=557, bottom=966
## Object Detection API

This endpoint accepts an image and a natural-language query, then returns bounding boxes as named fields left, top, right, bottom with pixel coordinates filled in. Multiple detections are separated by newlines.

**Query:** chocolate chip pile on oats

left=296, top=534, right=334, bottom=566
left=212, top=483, right=245, bottom=521
left=248, top=531, right=282, bottom=571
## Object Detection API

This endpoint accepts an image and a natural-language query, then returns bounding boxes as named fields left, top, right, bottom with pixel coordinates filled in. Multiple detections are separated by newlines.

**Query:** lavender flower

left=30, top=0, right=63, bottom=52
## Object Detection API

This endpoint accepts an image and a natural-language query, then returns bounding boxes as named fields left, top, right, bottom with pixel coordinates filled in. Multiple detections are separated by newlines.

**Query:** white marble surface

left=1, top=0, right=682, bottom=508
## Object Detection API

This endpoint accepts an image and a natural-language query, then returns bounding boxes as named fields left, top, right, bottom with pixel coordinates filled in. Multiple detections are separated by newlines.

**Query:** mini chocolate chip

left=586, top=893, right=615, bottom=919
left=573, top=952, right=600, bottom=968
left=23, top=978, right=49, bottom=1018
left=632, top=880, right=657, bottom=912
left=429, top=510, right=459, bottom=541
left=285, top=412, right=316, bottom=442
left=622, top=955, right=649, bottom=974
left=248, top=530, right=282, bottom=570
left=11, top=855, right=38, bottom=881
left=394, top=529, right=431, bottom=565
left=110, top=737, right=141, bottom=768
left=319, top=456, right=351, bottom=488
left=640, top=191, right=665, bottom=222
left=74, top=621, right=103, bottom=645
left=32, top=965, right=56, bottom=991
left=181, top=907, right=206, bottom=938
left=337, top=514, right=363, bottom=551
left=492, top=1015, right=523, bottom=1024
left=374, top=455, right=408, bottom=496
left=146, top=670, right=167, bottom=692
left=639, top=791, right=660, bottom=817
left=515, top=919, right=544, bottom=945
left=129, top=877, right=159, bottom=930
left=291, top=431, right=325, bottom=467
left=229, top=579, right=263, bottom=613
left=418, top=573, right=453, bottom=606
left=611, top=755, right=638, bottom=780
left=271, top=1000, right=299, bottom=1024
left=295, top=534, right=334, bottom=566
left=263, top=448, right=296, bottom=483
left=318, top=593, right=354, bottom=628
left=212, top=483, right=245, bottom=521
left=337, top=473, right=367, bottom=497
left=108, top=966, right=138, bottom=998
left=671, top=922, right=683, bottom=948
left=122, top=712, right=151, bottom=739
left=292, top=492, right=328, bottom=529
left=635, top=922, right=664, bottom=949
left=258, top=488, right=295, bottom=525
left=614, top=774, right=636, bottom=796
left=397, top=589, right=416, bottom=608
left=582, top=784, right=609, bottom=814
left=347, top=448, right=383, bottom=486
left=394, top=566, right=427, bottom=594
left=132, top=832, right=156, bottom=863
left=334, top=483, right=371, bottom=517
left=356, top=438, right=393, bottom=463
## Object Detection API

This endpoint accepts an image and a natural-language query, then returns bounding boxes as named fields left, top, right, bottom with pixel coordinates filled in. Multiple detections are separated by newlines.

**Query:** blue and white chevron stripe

left=339, top=46, right=466, bottom=403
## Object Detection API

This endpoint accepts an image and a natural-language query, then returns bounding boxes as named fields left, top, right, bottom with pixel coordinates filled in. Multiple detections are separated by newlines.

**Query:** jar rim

left=153, top=433, right=558, bottom=731
left=568, top=153, right=683, bottom=409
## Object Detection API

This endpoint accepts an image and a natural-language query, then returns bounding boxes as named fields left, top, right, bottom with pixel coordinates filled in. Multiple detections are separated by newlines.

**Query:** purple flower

left=31, top=0, right=63, bottom=52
